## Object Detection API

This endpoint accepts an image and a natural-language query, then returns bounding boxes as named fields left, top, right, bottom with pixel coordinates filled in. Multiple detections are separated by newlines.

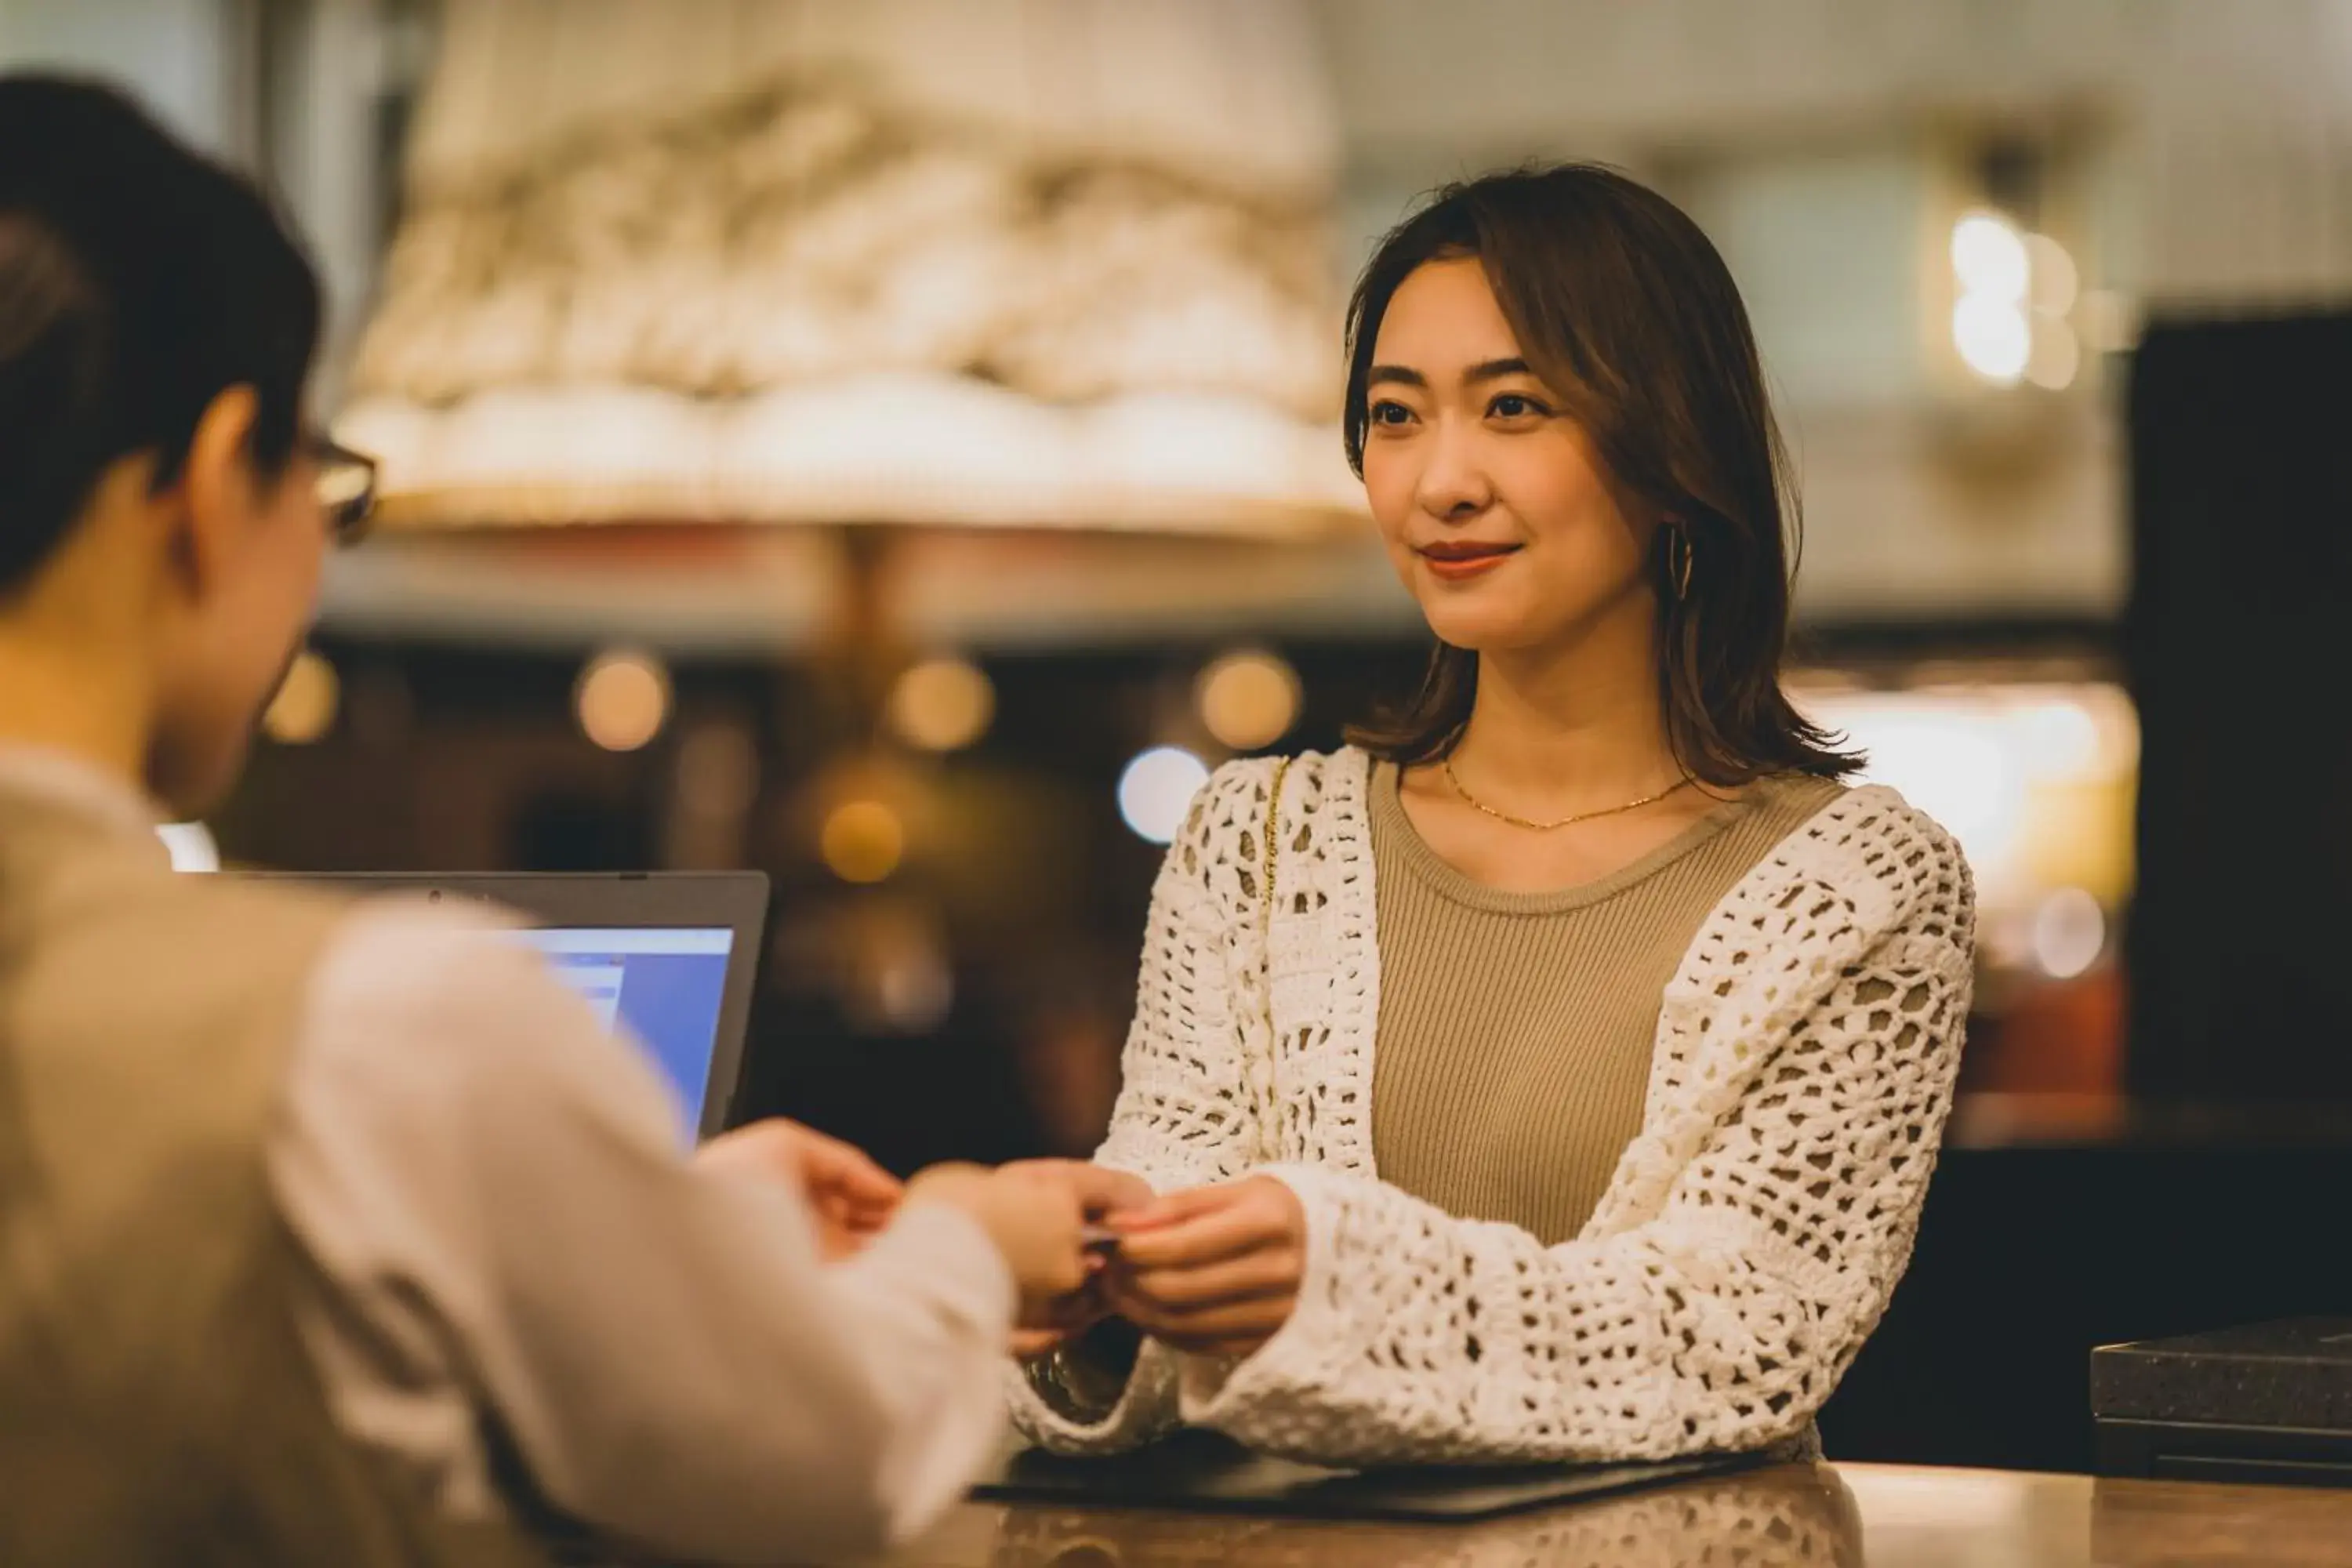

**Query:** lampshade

left=339, top=0, right=1360, bottom=538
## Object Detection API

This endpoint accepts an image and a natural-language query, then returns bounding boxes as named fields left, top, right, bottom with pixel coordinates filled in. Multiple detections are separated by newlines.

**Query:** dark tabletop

left=877, top=1461, right=2352, bottom=1567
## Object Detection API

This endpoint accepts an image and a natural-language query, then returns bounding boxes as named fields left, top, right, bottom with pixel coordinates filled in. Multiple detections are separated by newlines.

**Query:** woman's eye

left=1489, top=394, right=1548, bottom=420
left=1367, top=400, right=1414, bottom=427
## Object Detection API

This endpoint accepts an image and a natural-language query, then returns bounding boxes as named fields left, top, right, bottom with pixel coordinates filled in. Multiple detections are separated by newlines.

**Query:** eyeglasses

left=307, top=432, right=379, bottom=544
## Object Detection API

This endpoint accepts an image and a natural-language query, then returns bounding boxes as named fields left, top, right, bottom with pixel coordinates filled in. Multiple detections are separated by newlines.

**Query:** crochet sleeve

left=1006, top=759, right=1278, bottom=1454
left=1181, top=832, right=1975, bottom=1465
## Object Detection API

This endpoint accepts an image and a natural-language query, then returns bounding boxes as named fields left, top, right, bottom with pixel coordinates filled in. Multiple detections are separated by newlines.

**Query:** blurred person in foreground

left=0, top=74, right=1111, bottom=1566
left=1007, top=166, right=1976, bottom=1468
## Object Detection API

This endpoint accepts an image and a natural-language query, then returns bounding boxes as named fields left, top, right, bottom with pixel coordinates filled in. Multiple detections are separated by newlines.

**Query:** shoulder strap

left=1243, top=756, right=1293, bottom=1142
left=1260, top=757, right=1290, bottom=937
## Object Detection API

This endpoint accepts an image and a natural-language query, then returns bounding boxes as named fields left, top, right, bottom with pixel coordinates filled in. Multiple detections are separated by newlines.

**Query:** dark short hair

left=0, top=74, right=321, bottom=596
left=1342, top=164, right=1857, bottom=785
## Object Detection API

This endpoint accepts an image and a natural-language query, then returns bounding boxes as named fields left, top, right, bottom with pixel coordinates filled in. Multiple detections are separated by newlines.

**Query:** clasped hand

left=697, top=1124, right=1307, bottom=1359
left=1025, top=1168, right=1308, bottom=1362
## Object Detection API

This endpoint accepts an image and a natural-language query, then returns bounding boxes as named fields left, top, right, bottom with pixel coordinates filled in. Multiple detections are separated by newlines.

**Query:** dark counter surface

left=2095, top=1318, right=2352, bottom=1430
left=882, top=1462, right=2352, bottom=1567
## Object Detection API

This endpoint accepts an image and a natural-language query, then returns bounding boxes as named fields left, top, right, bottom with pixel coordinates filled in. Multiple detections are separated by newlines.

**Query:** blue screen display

left=509, top=927, right=734, bottom=1131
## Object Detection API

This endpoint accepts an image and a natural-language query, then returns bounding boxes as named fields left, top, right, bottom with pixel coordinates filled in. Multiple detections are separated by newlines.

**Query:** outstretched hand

left=696, top=1118, right=903, bottom=1261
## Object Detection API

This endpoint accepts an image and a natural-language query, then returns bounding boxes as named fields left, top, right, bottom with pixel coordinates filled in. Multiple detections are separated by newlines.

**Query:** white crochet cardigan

left=1010, top=746, right=1976, bottom=1467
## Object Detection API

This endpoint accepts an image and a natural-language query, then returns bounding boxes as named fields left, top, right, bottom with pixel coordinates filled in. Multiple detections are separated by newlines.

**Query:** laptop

left=252, top=871, right=768, bottom=1141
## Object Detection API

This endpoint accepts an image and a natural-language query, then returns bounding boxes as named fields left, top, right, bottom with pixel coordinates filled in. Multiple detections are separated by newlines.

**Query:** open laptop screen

left=504, top=927, right=735, bottom=1122
left=226, top=871, right=768, bottom=1141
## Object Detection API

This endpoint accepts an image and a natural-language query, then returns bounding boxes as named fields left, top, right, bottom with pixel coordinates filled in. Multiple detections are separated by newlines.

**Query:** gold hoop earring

left=1667, top=528, right=1693, bottom=601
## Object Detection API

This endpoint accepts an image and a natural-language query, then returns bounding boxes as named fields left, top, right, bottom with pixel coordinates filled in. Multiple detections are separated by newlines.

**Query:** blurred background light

left=1195, top=649, right=1302, bottom=751
left=2025, top=232, right=2079, bottom=317
left=1117, top=746, right=1209, bottom=844
left=1851, top=703, right=2024, bottom=869
left=888, top=656, right=996, bottom=753
left=1951, top=212, right=2030, bottom=303
left=1795, top=681, right=2138, bottom=919
left=2031, top=887, right=2107, bottom=979
left=575, top=648, right=671, bottom=753
left=263, top=649, right=339, bottom=746
left=2009, top=695, right=2102, bottom=779
left=1953, top=296, right=2031, bottom=383
left=821, top=799, right=907, bottom=884
left=2024, top=318, right=2081, bottom=390
left=870, top=934, right=955, bottom=1033
left=156, top=822, right=220, bottom=873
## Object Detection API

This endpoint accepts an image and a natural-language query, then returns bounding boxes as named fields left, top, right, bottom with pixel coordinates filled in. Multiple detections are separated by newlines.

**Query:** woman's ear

left=161, top=384, right=261, bottom=604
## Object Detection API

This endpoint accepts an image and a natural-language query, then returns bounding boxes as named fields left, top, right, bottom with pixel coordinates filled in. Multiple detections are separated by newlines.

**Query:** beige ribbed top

left=1368, top=760, right=1846, bottom=1247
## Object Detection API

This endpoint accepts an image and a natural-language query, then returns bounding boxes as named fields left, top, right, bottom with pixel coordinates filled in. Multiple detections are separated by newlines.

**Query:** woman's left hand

left=1102, top=1174, right=1306, bottom=1359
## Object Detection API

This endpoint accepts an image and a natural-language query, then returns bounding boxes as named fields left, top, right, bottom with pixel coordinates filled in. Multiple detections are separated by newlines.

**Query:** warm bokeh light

left=575, top=648, right=671, bottom=753
left=1795, top=681, right=2139, bottom=920
left=263, top=650, right=340, bottom=745
left=2010, top=696, right=2102, bottom=777
left=888, top=657, right=996, bottom=752
left=1951, top=212, right=2030, bottom=303
left=1118, top=746, right=1209, bottom=844
left=1953, top=296, right=2031, bottom=383
left=821, top=799, right=907, bottom=884
left=869, top=927, right=953, bottom=1033
left=2024, top=318, right=2081, bottom=390
left=1951, top=212, right=2046, bottom=386
left=2032, top=887, right=2107, bottom=979
left=2024, top=232, right=2079, bottom=317
left=1196, top=649, right=1301, bottom=750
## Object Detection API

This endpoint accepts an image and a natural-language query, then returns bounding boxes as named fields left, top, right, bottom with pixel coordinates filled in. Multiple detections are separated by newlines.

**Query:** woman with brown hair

left=1010, top=164, right=1976, bottom=1466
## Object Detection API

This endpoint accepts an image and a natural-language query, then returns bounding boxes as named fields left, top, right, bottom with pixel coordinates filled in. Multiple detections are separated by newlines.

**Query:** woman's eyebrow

left=1367, top=358, right=1534, bottom=390
left=1463, top=356, right=1534, bottom=385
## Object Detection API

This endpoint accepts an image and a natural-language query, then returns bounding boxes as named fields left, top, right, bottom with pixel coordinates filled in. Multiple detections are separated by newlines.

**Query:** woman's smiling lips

left=1415, top=539, right=1523, bottom=581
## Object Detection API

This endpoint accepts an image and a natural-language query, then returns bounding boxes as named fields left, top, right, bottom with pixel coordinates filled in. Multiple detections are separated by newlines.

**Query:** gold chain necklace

left=1441, top=757, right=1693, bottom=832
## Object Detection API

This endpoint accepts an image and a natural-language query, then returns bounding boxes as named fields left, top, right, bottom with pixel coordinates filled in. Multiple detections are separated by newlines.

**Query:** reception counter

left=881, top=1462, right=2352, bottom=1566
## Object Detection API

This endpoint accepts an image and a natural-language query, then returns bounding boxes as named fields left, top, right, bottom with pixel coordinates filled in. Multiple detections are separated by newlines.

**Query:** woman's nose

left=1413, top=420, right=1493, bottom=520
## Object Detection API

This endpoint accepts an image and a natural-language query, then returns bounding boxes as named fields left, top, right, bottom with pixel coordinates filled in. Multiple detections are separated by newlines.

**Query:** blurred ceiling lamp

left=821, top=799, right=906, bottom=884
left=1951, top=212, right=2088, bottom=391
left=1196, top=648, right=1301, bottom=751
left=888, top=657, right=995, bottom=753
left=1951, top=211, right=2031, bottom=386
left=1117, top=745, right=1207, bottom=844
left=1951, top=212, right=2030, bottom=303
left=263, top=649, right=340, bottom=745
left=575, top=648, right=671, bottom=752
left=336, top=0, right=1356, bottom=541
